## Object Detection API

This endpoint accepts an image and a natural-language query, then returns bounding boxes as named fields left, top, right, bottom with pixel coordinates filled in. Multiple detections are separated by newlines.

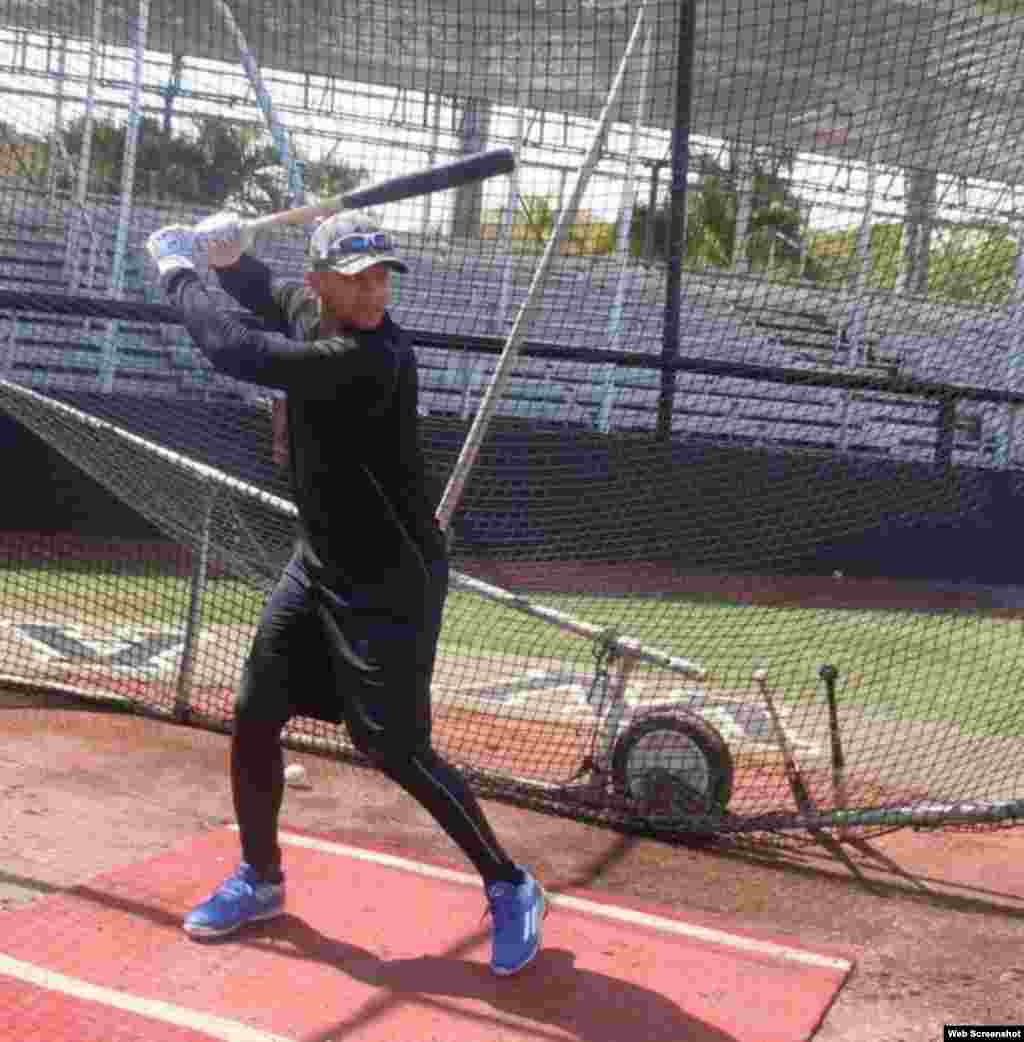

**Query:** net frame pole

left=2, top=316, right=17, bottom=377
left=602, top=22, right=654, bottom=432
left=108, top=0, right=147, bottom=301
left=100, top=0, right=148, bottom=393
left=175, top=479, right=216, bottom=720
left=837, top=146, right=877, bottom=448
left=421, top=90, right=443, bottom=235
left=732, top=140, right=755, bottom=274
left=67, top=0, right=102, bottom=295
left=656, top=0, right=699, bottom=442
left=436, top=0, right=650, bottom=530
left=45, top=34, right=66, bottom=209
left=608, top=22, right=653, bottom=352
left=996, top=230, right=1024, bottom=467
left=495, top=90, right=527, bottom=334
left=213, top=0, right=304, bottom=205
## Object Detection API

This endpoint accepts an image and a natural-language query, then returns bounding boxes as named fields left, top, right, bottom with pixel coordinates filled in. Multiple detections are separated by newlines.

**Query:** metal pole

left=175, top=482, right=216, bottom=721
left=214, top=0, right=304, bottom=205
left=421, top=90, right=442, bottom=235
left=643, top=160, right=663, bottom=262
left=656, top=0, right=699, bottom=442
left=609, top=24, right=653, bottom=349
left=996, top=228, right=1024, bottom=467
left=47, top=36, right=66, bottom=209
left=496, top=93, right=526, bottom=333
left=162, top=53, right=183, bottom=134
left=436, top=2, right=650, bottom=531
left=835, top=148, right=876, bottom=445
left=936, top=396, right=956, bottom=469
left=601, top=25, right=653, bottom=434
left=1, top=316, right=18, bottom=377
left=101, top=0, right=148, bottom=392
left=732, top=141, right=755, bottom=274
left=1000, top=405, right=1019, bottom=468
left=109, top=0, right=147, bottom=300
left=67, top=0, right=102, bottom=295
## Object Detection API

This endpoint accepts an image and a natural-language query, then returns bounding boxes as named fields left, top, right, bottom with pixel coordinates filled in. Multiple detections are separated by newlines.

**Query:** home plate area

left=435, top=660, right=822, bottom=756
left=0, top=826, right=853, bottom=1042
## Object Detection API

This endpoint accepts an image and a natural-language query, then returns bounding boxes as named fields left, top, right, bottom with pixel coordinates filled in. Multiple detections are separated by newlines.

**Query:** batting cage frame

left=1, top=0, right=1024, bottom=848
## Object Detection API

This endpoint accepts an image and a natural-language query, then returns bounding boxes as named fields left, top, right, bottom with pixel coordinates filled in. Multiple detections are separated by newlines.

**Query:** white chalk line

left=0, top=952, right=294, bottom=1042
left=270, top=827, right=852, bottom=974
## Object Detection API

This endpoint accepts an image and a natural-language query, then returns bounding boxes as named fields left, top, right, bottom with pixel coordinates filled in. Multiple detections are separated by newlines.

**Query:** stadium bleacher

left=0, top=196, right=1011, bottom=467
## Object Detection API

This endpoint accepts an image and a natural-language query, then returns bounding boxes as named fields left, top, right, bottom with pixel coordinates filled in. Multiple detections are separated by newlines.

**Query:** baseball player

left=145, top=211, right=545, bottom=976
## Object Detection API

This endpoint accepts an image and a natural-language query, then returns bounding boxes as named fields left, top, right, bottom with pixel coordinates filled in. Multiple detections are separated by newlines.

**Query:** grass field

left=2, top=564, right=1023, bottom=738
left=444, top=588, right=1024, bottom=738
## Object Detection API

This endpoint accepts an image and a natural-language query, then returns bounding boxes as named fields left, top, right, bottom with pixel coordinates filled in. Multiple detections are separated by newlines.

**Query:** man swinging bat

left=145, top=208, right=545, bottom=976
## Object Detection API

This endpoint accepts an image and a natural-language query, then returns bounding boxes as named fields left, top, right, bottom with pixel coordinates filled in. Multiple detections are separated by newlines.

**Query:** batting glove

left=145, top=225, right=196, bottom=278
left=194, top=211, right=253, bottom=269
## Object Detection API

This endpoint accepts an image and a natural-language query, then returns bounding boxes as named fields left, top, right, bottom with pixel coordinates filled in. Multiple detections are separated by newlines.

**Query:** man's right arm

left=196, top=211, right=311, bottom=335
left=215, top=254, right=308, bottom=336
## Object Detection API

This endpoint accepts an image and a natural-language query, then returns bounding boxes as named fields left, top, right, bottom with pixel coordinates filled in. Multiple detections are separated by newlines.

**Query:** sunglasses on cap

left=322, top=231, right=396, bottom=260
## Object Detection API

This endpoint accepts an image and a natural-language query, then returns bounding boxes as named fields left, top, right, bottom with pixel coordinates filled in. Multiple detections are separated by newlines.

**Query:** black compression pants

left=231, top=551, right=519, bottom=886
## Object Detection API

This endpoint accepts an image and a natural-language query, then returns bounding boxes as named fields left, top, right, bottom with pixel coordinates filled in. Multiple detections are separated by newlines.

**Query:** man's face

left=311, top=263, right=393, bottom=331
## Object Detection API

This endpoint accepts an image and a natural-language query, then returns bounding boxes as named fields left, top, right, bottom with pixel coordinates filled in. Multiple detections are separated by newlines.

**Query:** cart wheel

left=611, top=710, right=734, bottom=828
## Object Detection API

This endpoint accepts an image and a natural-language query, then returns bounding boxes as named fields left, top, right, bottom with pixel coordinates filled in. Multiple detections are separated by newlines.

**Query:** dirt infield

left=0, top=687, right=1022, bottom=1040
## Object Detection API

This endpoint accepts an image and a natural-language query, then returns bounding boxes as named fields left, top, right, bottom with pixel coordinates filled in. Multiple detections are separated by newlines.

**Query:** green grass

left=0, top=566, right=265, bottom=627
left=977, top=0, right=1024, bottom=15
left=442, top=587, right=1024, bottom=738
left=2, top=566, right=1023, bottom=737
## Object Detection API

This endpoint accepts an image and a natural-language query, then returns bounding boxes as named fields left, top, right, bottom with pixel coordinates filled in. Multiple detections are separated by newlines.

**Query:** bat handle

left=819, top=662, right=849, bottom=838
left=244, top=204, right=332, bottom=236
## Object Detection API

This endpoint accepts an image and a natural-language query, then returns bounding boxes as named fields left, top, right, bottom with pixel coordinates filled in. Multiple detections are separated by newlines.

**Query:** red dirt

left=1, top=692, right=1022, bottom=1040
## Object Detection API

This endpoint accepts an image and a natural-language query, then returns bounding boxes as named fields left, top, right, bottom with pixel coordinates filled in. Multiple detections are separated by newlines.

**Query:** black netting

left=0, top=0, right=1023, bottom=841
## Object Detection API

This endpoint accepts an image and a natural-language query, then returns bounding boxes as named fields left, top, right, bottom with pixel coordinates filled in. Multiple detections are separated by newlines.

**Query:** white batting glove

left=145, top=225, right=196, bottom=278
left=194, top=211, right=253, bottom=268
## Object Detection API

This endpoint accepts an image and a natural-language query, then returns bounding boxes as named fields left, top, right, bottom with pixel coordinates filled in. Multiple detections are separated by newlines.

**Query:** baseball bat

left=754, top=669, right=815, bottom=818
left=819, top=663, right=849, bottom=837
left=242, top=148, right=516, bottom=235
left=755, top=670, right=873, bottom=885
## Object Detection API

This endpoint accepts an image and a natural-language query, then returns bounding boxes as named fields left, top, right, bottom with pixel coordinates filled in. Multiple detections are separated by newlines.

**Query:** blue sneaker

left=183, top=863, right=285, bottom=939
left=486, top=869, right=546, bottom=976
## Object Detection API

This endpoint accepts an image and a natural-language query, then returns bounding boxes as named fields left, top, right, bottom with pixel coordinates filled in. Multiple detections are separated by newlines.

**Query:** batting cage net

left=0, top=0, right=1023, bottom=843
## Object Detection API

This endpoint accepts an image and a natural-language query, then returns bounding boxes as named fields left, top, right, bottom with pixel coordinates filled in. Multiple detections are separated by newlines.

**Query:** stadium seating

left=0, top=196, right=1006, bottom=466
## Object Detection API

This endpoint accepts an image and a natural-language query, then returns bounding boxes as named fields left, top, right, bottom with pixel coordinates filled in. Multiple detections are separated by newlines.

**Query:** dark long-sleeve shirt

left=164, top=256, right=445, bottom=600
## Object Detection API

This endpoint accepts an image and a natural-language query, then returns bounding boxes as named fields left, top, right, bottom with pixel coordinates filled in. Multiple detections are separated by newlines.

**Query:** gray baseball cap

left=307, top=211, right=408, bottom=275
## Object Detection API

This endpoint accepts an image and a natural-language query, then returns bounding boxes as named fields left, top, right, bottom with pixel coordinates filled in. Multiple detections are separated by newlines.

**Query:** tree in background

left=517, top=193, right=556, bottom=248
left=0, top=120, right=49, bottom=180
left=56, top=114, right=367, bottom=212
left=631, top=148, right=810, bottom=278
left=809, top=221, right=1018, bottom=305
left=481, top=193, right=617, bottom=255
left=928, top=225, right=1018, bottom=305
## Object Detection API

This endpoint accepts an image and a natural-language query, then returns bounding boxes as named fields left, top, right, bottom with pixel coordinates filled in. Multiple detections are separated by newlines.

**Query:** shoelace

left=214, top=871, right=260, bottom=900
left=483, top=883, right=516, bottom=928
